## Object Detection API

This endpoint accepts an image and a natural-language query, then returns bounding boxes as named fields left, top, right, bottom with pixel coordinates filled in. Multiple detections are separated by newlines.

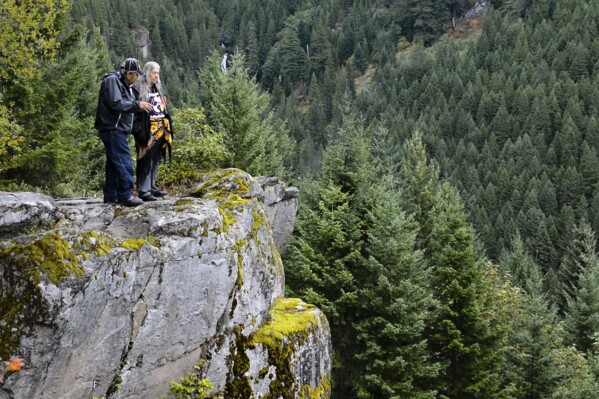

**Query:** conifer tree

left=244, top=21, right=260, bottom=78
left=354, top=173, right=439, bottom=399
left=560, top=223, right=599, bottom=330
left=279, top=20, right=309, bottom=84
left=399, top=134, right=508, bottom=398
left=499, top=235, right=563, bottom=399
left=285, top=111, right=438, bottom=399
left=564, top=243, right=599, bottom=353
left=310, top=21, right=333, bottom=76
left=2, top=25, right=104, bottom=194
left=198, top=51, right=293, bottom=177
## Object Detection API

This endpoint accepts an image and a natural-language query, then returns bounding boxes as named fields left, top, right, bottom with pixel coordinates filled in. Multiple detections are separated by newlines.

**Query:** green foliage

left=167, top=365, right=213, bottom=399
left=286, top=111, right=438, bottom=398
left=400, top=134, right=510, bottom=398
left=199, top=51, right=294, bottom=178
left=7, top=0, right=599, bottom=396
left=0, top=24, right=106, bottom=196
left=500, top=240, right=552, bottom=397
left=563, top=223, right=599, bottom=353
left=159, top=107, right=229, bottom=189
left=0, top=0, right=69, bottom=81
left=0, top=97, right=24, bottom=174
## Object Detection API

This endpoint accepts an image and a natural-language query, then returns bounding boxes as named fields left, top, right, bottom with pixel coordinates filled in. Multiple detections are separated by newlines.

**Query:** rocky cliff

left=0, top=169, right=331, bottom=399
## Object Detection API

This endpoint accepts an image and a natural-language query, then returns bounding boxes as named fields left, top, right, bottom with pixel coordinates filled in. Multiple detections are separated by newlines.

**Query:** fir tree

left=499, top=235, right=563, bottom=399
left=198, top=51, right=293, bottom=177
left=286, top=111, right=438, bottom=399
left=399, top=134, right=508, bottom=398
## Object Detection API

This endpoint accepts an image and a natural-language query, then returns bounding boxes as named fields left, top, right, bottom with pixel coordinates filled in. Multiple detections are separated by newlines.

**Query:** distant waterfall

left=221, top=53, right=228, bottom=73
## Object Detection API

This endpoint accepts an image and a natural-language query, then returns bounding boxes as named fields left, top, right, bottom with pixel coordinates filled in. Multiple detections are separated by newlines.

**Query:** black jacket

left=94, top=72, right=142, bottom=133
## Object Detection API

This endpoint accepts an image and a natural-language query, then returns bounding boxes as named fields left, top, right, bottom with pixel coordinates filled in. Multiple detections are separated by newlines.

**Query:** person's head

left=138, top=61, right=163, bottom=101
left=143, top=61, right=161, bottom=86
left=120, top=58, right=143, bottom=85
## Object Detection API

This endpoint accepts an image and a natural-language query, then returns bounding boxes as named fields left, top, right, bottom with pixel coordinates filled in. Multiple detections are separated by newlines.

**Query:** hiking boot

left=118, top=196, right=143, bottom=207
left=151, top=189, right=168, bottom=197
left=140, top=194, right=157, bottom=202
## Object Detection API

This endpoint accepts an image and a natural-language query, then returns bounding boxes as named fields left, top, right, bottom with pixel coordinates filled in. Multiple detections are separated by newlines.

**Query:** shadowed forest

left=2, top=0, right=599, bottom=397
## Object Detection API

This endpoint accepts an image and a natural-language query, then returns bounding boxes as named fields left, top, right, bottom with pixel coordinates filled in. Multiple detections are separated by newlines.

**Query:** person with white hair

left=132, top=61, right=173, bottom=201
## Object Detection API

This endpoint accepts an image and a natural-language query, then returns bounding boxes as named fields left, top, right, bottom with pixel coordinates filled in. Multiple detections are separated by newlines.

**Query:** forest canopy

left=2, top=0, right=599, bottom=397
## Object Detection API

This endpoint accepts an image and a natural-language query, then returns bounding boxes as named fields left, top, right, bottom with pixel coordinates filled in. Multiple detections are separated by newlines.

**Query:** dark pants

left=137, top=139, right=163, bottom=197
left=99, top=129, right=134, bottom=202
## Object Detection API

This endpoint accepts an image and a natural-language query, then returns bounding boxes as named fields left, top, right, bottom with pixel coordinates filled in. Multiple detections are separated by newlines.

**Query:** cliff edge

left=0, top=169, right=331, bottom=399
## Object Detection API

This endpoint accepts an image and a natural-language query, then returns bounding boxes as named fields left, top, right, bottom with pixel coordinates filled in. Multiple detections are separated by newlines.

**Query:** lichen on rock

left=0, top=170, right=329, bottom=399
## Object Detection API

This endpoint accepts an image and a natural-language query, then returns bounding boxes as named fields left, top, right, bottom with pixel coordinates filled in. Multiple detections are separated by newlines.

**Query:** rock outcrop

left=0, top=169, right=331, bottom=399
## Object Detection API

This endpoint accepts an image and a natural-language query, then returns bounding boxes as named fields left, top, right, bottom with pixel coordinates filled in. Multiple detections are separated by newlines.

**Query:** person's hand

left=139, top=101, right=153, bottom=112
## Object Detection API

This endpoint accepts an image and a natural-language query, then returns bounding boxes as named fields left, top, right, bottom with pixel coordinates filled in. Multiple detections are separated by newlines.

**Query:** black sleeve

left=104, top=76, right=139, bottom=113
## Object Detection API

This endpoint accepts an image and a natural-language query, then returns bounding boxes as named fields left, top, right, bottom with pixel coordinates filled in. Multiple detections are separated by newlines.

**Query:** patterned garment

left=137, top=118, right=172, bottom=160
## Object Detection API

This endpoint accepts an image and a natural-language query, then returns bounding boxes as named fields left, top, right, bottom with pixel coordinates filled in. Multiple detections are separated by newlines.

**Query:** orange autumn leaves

left=0, top=357, right=24, bottom=384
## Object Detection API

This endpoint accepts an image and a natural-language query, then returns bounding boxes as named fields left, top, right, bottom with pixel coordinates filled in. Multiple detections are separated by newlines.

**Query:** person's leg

left=137, top=148, right=152, bottom=198
left=150, top=134, right=168, bottom=197
left=149, top=143, right=162, bottom=193
left=99, top=131, right=117, bottom=203
left=105, top=130, right=135, bottom=201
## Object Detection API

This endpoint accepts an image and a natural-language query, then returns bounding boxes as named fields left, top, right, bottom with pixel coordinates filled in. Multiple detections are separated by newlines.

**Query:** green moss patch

left=252, top=298, right=319, bottom=348
left=233, top=240, right=246, bottom=287
left=249, top=298, right=322, bottom=399
left=217, top=206, right=237, bottom=234
left=190, top=169, right=252, bottom=199
left=224, top=328, right=253, bottom=398
left=2, top=231, right=83, bottom=286
left=0, top=230, right=114, bottom=359
left=251, top=206, right=266, bottom=236
left=174, top=198, right=195, bottom=212
left=299, top=374, right=331, bottom=399
left=120, top=238, right=147, bottom=251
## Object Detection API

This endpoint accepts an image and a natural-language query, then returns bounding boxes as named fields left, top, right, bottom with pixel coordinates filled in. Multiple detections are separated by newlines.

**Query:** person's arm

left=104, top=76, right=141, bottom=112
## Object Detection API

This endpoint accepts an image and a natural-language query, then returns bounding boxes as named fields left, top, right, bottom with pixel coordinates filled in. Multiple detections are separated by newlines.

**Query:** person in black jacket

left=95, top=58, right=152, bottom=206
left=132, top=61, right=173, bottom=201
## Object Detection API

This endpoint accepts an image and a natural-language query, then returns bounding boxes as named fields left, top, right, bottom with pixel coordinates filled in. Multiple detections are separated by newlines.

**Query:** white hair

left=137, top=61, right=162, bottom=101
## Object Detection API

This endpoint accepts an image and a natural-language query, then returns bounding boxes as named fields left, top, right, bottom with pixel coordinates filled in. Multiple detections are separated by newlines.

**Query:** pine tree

left=244, top=21, right=260, bottom=78
left=285, top=112, right=438, bottom=399
left=198, top=51, right=294, bottom=177
left=579, top=141, right=599, bottom=191
left=560, top=223, right=599, bottom=325
left=499, top=235, right=563, bottom=399
left=2, top=25, right=104, bottom=194
left=353, top=43, right=368, bottom=75
left=354, top=173, right=439, bottom=399
left=564, top=239, right=599, bottom=353
left=279, top=20, right=309, bottom=84
left=399, top=134, right=507, bottom=398
left=310, top=21, right=333, bottom=76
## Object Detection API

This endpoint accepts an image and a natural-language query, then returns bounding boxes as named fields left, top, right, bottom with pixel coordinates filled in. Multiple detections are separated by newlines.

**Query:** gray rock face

left=0, top=192, right=57, bottom=238
left=0, top=170, right=330, bottom=399
left=255, top=177, right=299, bottom=255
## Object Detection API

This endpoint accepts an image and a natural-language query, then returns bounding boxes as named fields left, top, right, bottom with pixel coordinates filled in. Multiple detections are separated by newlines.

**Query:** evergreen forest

left=2, top=0, right=599, bottom=397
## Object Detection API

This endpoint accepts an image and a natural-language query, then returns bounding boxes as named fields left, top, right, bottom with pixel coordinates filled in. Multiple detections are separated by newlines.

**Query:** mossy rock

left=189, top=169, right=254, bottom=200
left=0, top=230, right=114, bottom=359
left=249, top=298, right=323, bottom=399
left=252, top=298, right=319, bottom=348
